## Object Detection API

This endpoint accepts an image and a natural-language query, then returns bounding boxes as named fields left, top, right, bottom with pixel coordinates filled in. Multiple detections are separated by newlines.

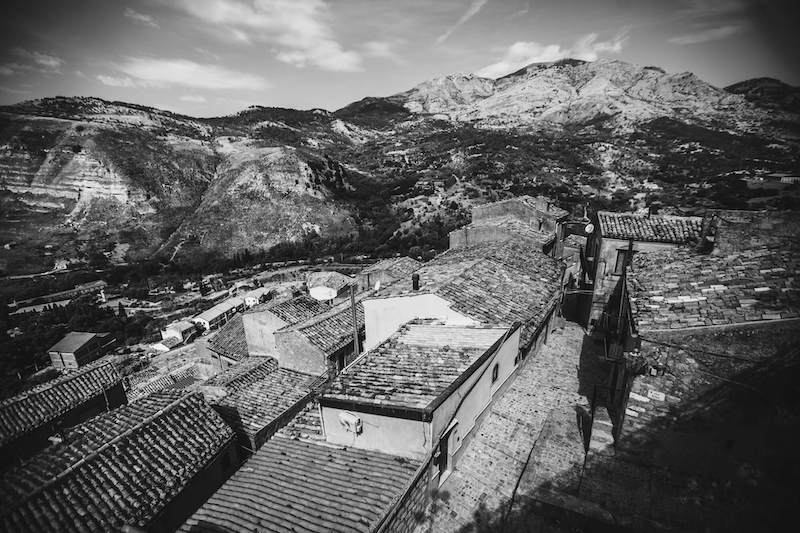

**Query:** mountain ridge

left=1, top=59, right=798, bottom=274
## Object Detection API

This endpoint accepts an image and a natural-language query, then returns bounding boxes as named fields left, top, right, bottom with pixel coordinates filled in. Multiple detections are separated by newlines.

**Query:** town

left=1, top=195, right=797, bottom=532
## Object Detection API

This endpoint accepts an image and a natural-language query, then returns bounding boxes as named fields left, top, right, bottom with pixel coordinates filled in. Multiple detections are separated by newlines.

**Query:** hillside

left=1, top=59, right=798, bottom=274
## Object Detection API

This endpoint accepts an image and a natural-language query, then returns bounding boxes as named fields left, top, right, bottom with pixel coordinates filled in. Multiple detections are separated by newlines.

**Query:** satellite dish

left=584, top=223, right=595, bottom=234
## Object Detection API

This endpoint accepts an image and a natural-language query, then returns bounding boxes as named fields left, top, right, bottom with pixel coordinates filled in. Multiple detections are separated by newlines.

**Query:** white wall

left=362, top=293, right=478, bottom=351
left=320, top=406, right=430, bottom=460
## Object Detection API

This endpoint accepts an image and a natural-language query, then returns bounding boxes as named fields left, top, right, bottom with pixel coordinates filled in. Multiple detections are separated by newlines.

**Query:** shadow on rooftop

left=449, top=323, right=800, bottom=533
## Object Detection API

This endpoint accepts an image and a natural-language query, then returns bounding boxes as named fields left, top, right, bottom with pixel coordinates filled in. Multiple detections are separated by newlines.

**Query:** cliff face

left=1, top=60, right=798, bottom=274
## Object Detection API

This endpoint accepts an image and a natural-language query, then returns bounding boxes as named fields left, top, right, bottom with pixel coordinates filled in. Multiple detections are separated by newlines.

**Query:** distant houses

left=47, top=331, right=117, bottom=370
left=192, top=296, right=246, bottom=331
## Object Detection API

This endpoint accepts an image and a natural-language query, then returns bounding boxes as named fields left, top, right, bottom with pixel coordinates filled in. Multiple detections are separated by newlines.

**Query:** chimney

left=546, top=201, right=551, bottom=212
left=412, top=273, right=420, bottom=291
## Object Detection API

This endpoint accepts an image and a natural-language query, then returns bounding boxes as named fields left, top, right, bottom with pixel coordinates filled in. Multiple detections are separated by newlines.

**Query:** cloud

left=124, top=7, right=160, bottom=28
left=668, top=24, right=741, bottom=44
left=109, top=57, right=270, bottom=90
left=436, top=0, right=489, bottom=44
left=0, top=65, right=14, bottom=76
left=97, top=74, right=138, bottom=87
left=475, top=31, right=628, bottom=78
left=180, top=94, right=207, bottom=103
left=167, top=0, right=362, bottom=72
left=7, top=48, right=64, bottom=72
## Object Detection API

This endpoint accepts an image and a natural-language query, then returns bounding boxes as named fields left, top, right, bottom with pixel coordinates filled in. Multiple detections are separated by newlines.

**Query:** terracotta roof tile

left=265, top=295, right=329, bottom=325
left=0, top=360, right=122, bottom=449
left=628, top=245, right=800, bottom=331
left=207, top=315, right=248, bottom=361
left=179, top=436, right=420, bottom=533
left=323, top=323, right=506, bottom=411
left=212, top=368, right=316, bottom=444
left=598, top=211, right=703, bottom=244
left=203, top=357, right=279, bottom=392
left=0, top=390, right=234, bottom=532
left=458, top=215, right=556, bottom=247
left=360, top=256, right=421, bottom=278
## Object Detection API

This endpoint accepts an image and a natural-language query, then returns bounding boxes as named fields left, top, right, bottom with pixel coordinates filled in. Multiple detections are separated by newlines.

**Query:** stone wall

left=378, top=462, right=431, bottom=533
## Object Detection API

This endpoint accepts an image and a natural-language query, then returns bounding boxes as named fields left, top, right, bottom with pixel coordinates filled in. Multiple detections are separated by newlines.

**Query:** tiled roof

left=212, top=368, right=316, bottom=443
left=459, top=215, right=556, bottom=246
left=207, top=315, right=248, bottom=361
left=360, top=256, right=421, bottom=278
left=179, top=436, right=420, bottom=533
left=628, top=245, right=800, bottom=331
left=564, top=234, right=587, bottom=248
left=597, top=211, right=703, bottom=243
left=264, top=294, right=328, bottom=325
left=203, top=357, right=279, bottom=392
left=290, top=298, right=365, bottom=355
left=276, top=400, right=326, bottom=442
left=525, top=195, right=570, bottom=220
left=375, top=242, right=563, bottom=336
left=323, top=323, right=506, bottom=412
left=47, top=331, right=97, bottom=353
left=0, top=360, right=121, bottom=449
left=307, top=270, right=354, bottom=291
left=0, top=391, right=234, bottom=533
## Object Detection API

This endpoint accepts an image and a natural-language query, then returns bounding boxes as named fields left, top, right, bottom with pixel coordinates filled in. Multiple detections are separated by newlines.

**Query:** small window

left=491, top=363, right=499, bottom=383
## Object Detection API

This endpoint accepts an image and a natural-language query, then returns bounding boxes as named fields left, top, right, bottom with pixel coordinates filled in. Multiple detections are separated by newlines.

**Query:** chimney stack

left=412, top=273, right=420, bottom=291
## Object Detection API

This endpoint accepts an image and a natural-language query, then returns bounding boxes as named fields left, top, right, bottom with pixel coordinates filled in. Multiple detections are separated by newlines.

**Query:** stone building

left=357, top=256, right=421, bottom=291
left=238, top=294, right=328, bottom=357
left=584, top=211, right=704, bottom=328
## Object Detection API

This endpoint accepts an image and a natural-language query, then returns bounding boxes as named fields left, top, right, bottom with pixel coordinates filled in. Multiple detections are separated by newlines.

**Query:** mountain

left=1, top=59, right=798, bottom=275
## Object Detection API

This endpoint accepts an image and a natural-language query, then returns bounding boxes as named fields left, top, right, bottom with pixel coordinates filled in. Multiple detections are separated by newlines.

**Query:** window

left=614, top=249, right=634, bottom=275
left=491, top=363, right=499, bottom=383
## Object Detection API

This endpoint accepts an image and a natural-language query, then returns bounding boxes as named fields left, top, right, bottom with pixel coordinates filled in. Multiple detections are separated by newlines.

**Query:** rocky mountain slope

left=1, top=59, right=798, bottom=274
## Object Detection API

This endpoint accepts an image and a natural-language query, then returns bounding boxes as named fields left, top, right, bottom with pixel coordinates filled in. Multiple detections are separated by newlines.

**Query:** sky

left=1, top=0, right=798, bottom=116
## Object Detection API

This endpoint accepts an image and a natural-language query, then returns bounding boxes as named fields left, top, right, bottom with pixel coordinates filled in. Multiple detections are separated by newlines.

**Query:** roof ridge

left=1, top=391, right=195, bottom=515
left=0, top=360, right=117, bottom=408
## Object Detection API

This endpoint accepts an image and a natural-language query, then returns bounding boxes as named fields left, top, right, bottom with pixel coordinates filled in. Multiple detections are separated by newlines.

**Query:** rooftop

left=276, top=294, right=367, bottom=356
left=47, top=331, right=99, bottom=353
left=195, top=296, right=245, bottom=322
left=628, top=245, right=800, bottom=331
left=212, top=368, right=317, bottom=444
left=322, top=323, right=507, bottom=414
left=374, top=242, right=563, bottom=335
left=458, top=215, right=557, bottom=247
left=475, top=195, right=569, bottom=221
left=202, top=357, right=279, bottom=392
left=598, top=211, right=703, bottom=244
left=360, top=256, right=421, bottom=277
left=0, top=391, right=234, bottom=532
left=263, top=294, right=329, bottom=325
left=0, top=360, right=121, bottom=448
left=207, top=315, right=248, bottom=361
left=307, top=270, right=354, bottom=291
left=179, top=436, right=420, bottom=533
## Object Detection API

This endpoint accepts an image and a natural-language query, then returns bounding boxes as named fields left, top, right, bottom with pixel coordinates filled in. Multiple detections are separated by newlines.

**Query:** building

left=201, top=357, right=279, bottom=392
left=362, top=241, right=564, bottom=353
left=239, top=294, right=328, bottom=357
left=582, top=239, right=800, bottom=530
left=321, top=323, right=516, bottom=463
left=179, top=435, right=421, bottom=533
left=206, top=314, right=250, bottom=369
left=209, top=367, right=318, bottom=452
left=0, top=360, right=125, bottom=469
left=357, top=256, right=421, bottom=291
left=192, top=296, right=245, bottom=331
left=585, top=211, right=704, bottom=327
left=161, top=319, right=198, bottom=344
left=0, top=391, right=238, bottom=533
left=452, top=195, right=569, bottom=254
left=47, top=331, right=117, bottom=369
left=242, top=286, right=271, bottom=308
left=306, top=270, right=355, bottom=302
left=449, top=215, right=557, bottom=255
left=274, top=295, right=366, bottom=374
